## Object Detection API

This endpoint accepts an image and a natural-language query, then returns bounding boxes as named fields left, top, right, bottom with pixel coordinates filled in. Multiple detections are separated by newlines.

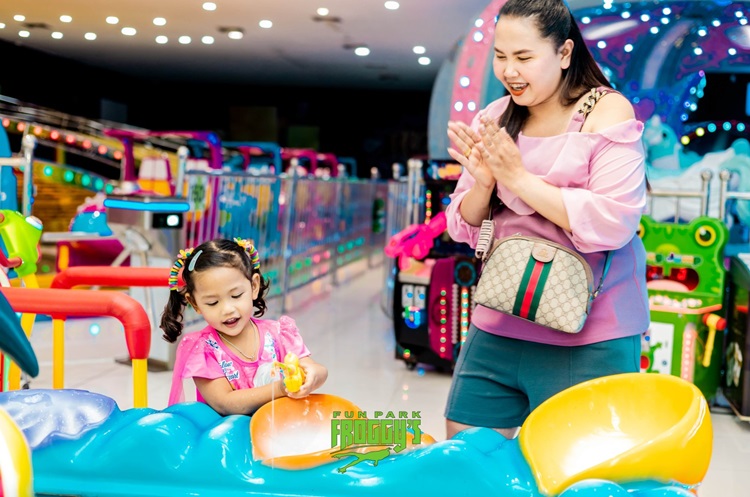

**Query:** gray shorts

left=444, top=324, right=640, bottom=429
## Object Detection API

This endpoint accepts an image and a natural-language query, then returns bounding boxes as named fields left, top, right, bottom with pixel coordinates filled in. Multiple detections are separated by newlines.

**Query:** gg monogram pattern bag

left=474, top=230, right=611, bottom=333
left=472, top=87, right=612, bottom=333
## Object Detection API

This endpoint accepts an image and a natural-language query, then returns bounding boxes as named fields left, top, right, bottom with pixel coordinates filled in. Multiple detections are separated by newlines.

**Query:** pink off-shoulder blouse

left=447, top=91, right=650, bottom=346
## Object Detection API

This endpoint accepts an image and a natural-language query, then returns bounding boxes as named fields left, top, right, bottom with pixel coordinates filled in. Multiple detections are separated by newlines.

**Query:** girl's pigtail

left=162, top=246, right=195, bottom=343
left=160, top=289, right=188, bottom=343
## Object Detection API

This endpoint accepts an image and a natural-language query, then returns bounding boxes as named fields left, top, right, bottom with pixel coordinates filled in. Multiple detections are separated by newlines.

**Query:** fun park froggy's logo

left=330, top=410, right=422, bottom=473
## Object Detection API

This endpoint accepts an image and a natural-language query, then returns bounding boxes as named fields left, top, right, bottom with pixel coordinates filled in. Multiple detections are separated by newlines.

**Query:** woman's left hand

left=477, top=114, right=527, bottom=190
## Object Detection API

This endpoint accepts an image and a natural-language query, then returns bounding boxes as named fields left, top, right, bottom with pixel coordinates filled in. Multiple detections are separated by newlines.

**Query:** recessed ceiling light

left=178, top=35, right=191, bottom=44
left=19, top=30, right=30, bottom=37
left=202, top=35, right=214, bottom=44
left=106, top=16, right=119, bottom=25
left=84, top=32, right=97, bottom=40
left=153, top=17, right=167, bottom=26
left=155, top=35, right=168, bottom=44
left=259, top=20, right=273, bottom=29
left=227, top=30, right=243, bottom=40
left=317, top=8, right=329, bottom=16
left=13, top=15, right=25, bottom=22
left=413, top=45, right=426, bottom=54
left=60, top=15, right=72, bottom=23
left=0, top=23, right=5, bottom=29
left=203, top=2, right=217, bottom=11
left=354, top=46, right=370, bottom=56
left=384, top=1, right=400, bottom=10
left=418, top=56, right=431, bottom=65
left=121, top=27, right=136, bottom=36
left=51, top=31, right=63, bottom=39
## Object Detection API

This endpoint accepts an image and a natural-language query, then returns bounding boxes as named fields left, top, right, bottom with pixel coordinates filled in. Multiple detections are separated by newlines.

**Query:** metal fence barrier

left=182, top=170, right=392, bottom=312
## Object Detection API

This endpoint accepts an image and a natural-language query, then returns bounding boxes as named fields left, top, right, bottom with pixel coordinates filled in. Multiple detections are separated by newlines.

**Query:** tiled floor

left=22, top=261, right=750, bottom=496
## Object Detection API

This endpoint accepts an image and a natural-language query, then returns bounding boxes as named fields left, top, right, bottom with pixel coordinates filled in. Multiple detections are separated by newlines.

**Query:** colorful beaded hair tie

left=234, top=238, right=260, bottom=270
left=168, top=247, right=194, bottom=291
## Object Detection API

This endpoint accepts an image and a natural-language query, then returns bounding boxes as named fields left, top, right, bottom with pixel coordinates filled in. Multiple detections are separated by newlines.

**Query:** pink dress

left=167, top=315, right=311, bottom=405
left=447, top=91, right=650, bottom=346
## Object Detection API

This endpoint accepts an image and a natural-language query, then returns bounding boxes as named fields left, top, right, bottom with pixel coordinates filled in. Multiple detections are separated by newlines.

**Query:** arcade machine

left=724, top=253, right=750, bottom=420
left=385, top=160, right=480, bottom=371
left=639, top=215, right=728, bottom=403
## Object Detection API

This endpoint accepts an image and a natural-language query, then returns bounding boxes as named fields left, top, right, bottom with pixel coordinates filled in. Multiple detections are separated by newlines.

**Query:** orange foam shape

left=251, top=394, right=435, bottom=470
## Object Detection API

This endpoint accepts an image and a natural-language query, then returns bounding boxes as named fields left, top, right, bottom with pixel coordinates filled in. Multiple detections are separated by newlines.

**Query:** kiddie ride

left=0, top=369, right=711, bottom=497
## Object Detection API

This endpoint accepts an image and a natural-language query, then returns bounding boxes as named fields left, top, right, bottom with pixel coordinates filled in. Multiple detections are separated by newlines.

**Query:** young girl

left=161, top=238, right=328, bottom=415
left=444, top=0, right=648, bottom=439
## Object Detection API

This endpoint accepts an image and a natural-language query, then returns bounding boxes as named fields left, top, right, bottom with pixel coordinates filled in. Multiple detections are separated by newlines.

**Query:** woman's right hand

left=447, top=120, right=495, bottom=190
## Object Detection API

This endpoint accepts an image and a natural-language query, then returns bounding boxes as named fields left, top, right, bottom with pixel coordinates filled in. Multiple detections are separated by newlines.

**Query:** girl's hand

left=447, top=119, right=495, bottom=191
left=286, top=362, right=326, bottom=399
left=476, top=115, right=526, bottom=190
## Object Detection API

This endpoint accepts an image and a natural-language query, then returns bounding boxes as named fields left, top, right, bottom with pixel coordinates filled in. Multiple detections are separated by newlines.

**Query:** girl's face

left=188, top=266, right=260, bottom=337
left=493, top=15, right=573, bottom=110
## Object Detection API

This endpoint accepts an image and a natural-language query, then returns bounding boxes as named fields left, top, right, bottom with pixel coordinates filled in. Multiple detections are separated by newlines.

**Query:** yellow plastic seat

left=519, top=372, right=712, bottom=496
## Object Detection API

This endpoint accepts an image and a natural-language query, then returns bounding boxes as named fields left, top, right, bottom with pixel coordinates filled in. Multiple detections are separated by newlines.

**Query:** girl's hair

left=497, top=0, right=611, bottom=140
left=160, top=238, right=270, bottom=343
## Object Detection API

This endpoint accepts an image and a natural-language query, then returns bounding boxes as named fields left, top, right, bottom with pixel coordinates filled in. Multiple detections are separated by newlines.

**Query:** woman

left=444, top=0, right=649, bottom=439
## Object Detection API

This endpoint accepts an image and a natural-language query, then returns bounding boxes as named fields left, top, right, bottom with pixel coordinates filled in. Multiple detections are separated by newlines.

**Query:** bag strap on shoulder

left=579, top=87, right=608, bottom=120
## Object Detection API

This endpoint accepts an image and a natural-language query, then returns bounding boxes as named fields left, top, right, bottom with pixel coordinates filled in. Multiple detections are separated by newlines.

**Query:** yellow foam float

left=251, top=394, right=434, bottom=470
left=519, top=372, right=712, bottom=496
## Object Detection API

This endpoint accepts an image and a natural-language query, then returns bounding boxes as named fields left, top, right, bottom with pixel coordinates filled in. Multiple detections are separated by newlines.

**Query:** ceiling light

left=19, top=30, right=30, bottom=38
left=354, top=46, right=370, bottom=56
left=106, top=16, right=119, bottom=25
left=121, top=27, right=136, bottom=36
left=155, top=35, right=168, bottom=44
left=51, top=31, right=63, bottom=39
left=84, top=32, right=97, bottom=40
left=60, top=15, right=72, bottom=23
left=259, top=20, right=273, bottom=29
left=227, top=30, right=243, bottom=40
left=418, top=57, right=431, bottom=65
left=153, top=17, right=167, bottom=26
left=202, top=35, right=214, bottom=44
left=14, top=15, right=25, bottom=22
left=203, top=2, right=217, bottom=11
left=178, top=36, right=191, bottom=44
left=317, top=8, right=329, bottom=16
left=413, top=46, right=425, bottom=54
left=0, top=23, right=5, bottom=29
left=385, top=1, right=400, bottom=10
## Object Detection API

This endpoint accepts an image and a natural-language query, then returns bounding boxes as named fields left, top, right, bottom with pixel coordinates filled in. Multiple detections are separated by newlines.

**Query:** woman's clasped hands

left=447, top=112, right=526, bottom=191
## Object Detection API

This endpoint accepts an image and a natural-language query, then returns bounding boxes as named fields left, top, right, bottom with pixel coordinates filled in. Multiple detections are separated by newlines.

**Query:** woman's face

left=492, top=15, right=573, bottom=109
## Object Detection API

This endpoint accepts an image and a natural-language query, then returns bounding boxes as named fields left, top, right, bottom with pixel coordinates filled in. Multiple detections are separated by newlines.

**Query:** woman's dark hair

left=160, top=238, right=270, bottom=343
left=497, top=0, right=611, bottom=140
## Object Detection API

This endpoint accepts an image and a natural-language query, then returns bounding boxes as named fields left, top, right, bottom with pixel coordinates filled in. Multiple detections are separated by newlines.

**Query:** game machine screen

left=639, top=215, right=728, bottom=403
left=391, top=159, right=480, bottom=371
